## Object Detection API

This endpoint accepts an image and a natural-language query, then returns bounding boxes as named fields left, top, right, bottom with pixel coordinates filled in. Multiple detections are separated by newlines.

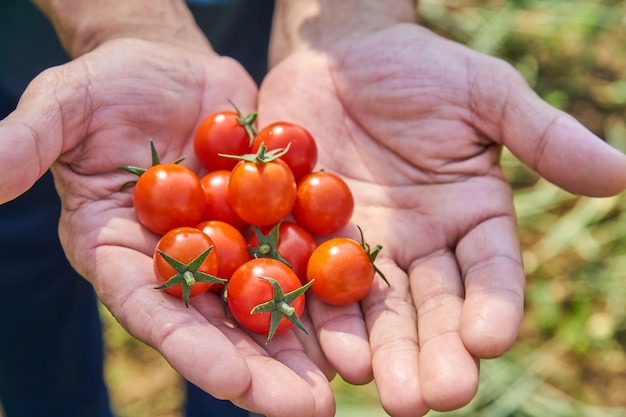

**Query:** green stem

left=228, top=98, right=258, bottom=146
left=357, top=225, right=390, bottom=287
left=183, top=271, right=196, bottom=287
left=248, top=224, right=293, bottom=269
left=256, top=143, right=268, bottom=162
left=276, top=301, right=295, bottom=317
left=248, top=276, right=313, bottom=343
left=259, top=244, right=271, bottom=255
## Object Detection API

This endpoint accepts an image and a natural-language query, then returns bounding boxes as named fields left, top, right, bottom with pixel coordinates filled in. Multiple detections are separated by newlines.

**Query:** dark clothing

left=0, top=1, right=273, bottom=416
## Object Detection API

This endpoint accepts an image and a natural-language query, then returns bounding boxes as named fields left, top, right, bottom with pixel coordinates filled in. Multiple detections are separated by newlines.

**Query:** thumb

left=0, top=67, right=77, bottom=204
left=477, top=58, right=626, bottom=197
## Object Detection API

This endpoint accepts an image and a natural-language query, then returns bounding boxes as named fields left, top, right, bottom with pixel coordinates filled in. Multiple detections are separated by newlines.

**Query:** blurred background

left=100, top=1, right=626, bottom=416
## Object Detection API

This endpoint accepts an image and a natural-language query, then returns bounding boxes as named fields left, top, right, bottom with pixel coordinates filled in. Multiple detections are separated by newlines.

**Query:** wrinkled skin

left=258, top=24, right=626, bottom=416
left=1, top=15, right=625, bottom=417
left=0, top=37, right=335, bottom=417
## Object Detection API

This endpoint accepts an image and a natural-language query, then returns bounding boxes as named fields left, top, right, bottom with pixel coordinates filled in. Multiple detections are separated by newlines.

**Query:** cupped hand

left=258, top=23, right=626, bottom=416
left=0, top=35, right=335, bottom=417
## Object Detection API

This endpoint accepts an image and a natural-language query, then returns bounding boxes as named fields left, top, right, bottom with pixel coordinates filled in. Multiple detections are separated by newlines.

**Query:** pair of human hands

left=1, top=14, right=625, bottom=417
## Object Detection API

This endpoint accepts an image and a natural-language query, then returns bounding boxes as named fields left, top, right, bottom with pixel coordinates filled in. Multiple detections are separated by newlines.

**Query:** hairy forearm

left=269, top=0, right=417, bottom=65
left=32, top=0, right=208, bottom=57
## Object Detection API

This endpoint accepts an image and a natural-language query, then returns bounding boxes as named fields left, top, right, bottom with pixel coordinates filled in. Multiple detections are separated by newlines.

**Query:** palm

left=259, top=24, right=624, bottom=416
left=1, top=38, right=334, bottom=417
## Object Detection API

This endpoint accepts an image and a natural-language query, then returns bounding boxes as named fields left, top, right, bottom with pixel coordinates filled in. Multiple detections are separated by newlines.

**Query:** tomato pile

left=119, top=103, right=388, bottom=342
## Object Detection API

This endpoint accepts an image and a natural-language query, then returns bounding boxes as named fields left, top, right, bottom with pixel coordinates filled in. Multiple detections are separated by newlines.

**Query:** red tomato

left=227, top=258, right=311, bottom=341
left=194, top=109, right=255, bottom=171
left=199, top=170, right=248, bottom=232
left=248, top=221, right=317, bottom=284
left=133, top=164, right=205, bottom=235
left=228, top=158, right=296, bottom=226
left=196, top=220, right=251, bottom=292
left=252, top=121, right=318, bottom=181
left=153, top=227, right=223, bottom=306
left=306, top=237, right=377, bottom=306
left=292, top=171, right=354, bottom=236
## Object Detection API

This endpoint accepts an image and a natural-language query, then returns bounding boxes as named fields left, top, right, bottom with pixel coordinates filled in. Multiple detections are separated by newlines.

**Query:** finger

left=0, top=116, right=50, bottom=204
left=307, top=293, right=373, bottom=385
left=362, top=262, right=429, bottom=417
left=92, top=237, right=330, bottom=417
left=103, top=250, right=329, bottom=417
left=192, top=297, right=336, bottom=417
left=0, top=64, right=92, bottom=204
left=471, top=55, right=626, bottom=196
left=255, top=330, right=337, bottom=417
left=408, top=252, right=479, bottom=412
left=456, top=214, right=526, bottom=359
left=293, top=310, right=337, bottom=381
left=232, top=355, right=320, bottom=417
left=88, top=245, right=251, bottom=398
left=62, top=204, right=252, bottom=399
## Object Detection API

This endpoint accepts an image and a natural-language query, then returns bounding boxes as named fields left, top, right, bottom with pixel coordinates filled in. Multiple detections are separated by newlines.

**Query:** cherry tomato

left=292, top=171, right=354, bottom=236
left=227, top=258, right=311, bottom=341
left=194, top=109, right=256, bottom=171
left=153, top=227, right=223, bottom=306
left=133, top=163, right=205, bottom=235
left=307, top=235, right=382, bottom=306
left=199, top=170, right=248, bottom=232
left=252, top=121, right=318, bottom=181
left=248, top=221, right=317, bottom=284
left=228, top=155, right=296, bottom=226
left=196, top=220, right=251, bottom=292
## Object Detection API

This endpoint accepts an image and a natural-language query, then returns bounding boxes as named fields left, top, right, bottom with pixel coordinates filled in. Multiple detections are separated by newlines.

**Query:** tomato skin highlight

left=228, top=159, right=297, bottom=226
left=227, top=258, right=306, bottom=335
left=194, top=110, right=253, bottom=171
left=292, top=171, right=354, bottom=236
left=306, top=238, right=374, bottom=306
left=252, top=121, right=318, bottom=181
left=153, top=227, right=220, bottom=300
left=133, top=164, right=205, bottom=235
left=196, top=220, right=251, bottom=292
left=199, top=170, right=248, bottom=232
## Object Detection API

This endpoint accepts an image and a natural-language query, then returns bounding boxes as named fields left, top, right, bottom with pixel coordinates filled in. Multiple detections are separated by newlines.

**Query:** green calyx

left=356, top=225, right=390, bottom=287
left=117, top=139, right=185, bottom=190
left=155, top=246, right=226, bottom=308
left=228, top=99, right=258, bottom=147
left=219, top=141, right=291, bottom=164
left=250, top=276, right=314, bottom=344
left=249, top=223, right=293, bottom=269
